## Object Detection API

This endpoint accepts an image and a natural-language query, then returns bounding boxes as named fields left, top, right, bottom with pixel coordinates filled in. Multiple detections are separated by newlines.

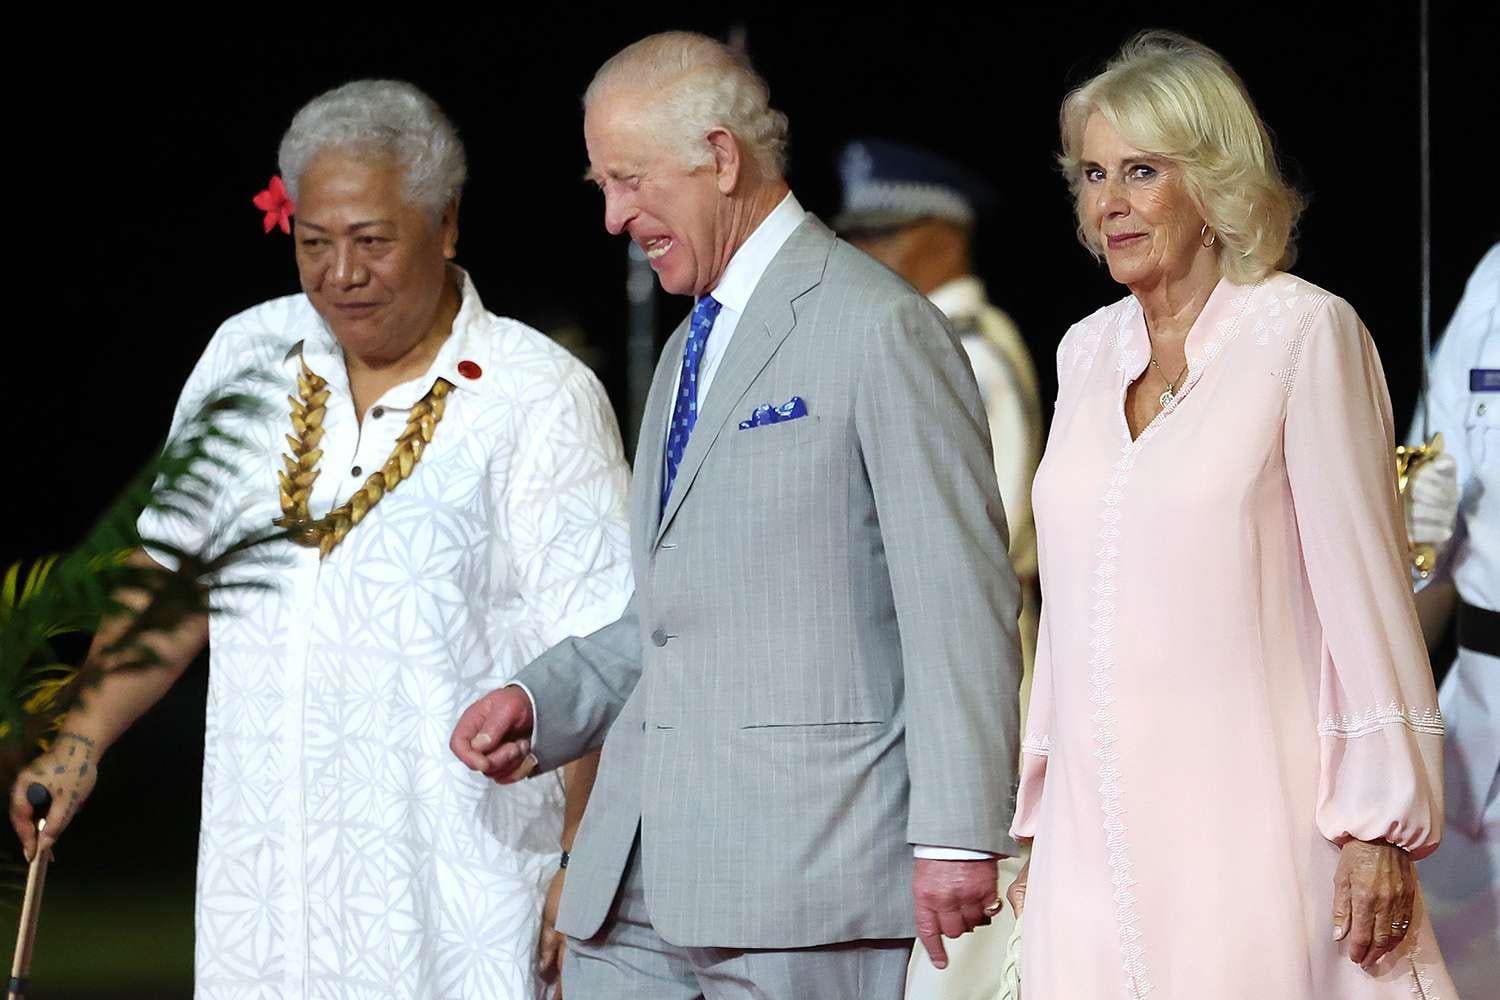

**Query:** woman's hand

left=1005, top=858, right=1030, bottom=917
left=9, top=731, right=100, bottom=861
left=537, top=867, right=566, bottom=998
left=1332, top=839, right=1415, bottom=969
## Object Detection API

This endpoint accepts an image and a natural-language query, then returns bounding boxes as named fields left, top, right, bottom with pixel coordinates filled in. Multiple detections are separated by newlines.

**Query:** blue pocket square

left=739, top=396, right=808, bottom=430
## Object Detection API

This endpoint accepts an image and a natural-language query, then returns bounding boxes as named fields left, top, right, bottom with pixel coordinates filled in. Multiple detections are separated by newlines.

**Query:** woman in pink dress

left=1005, top=31, right=1458, bottom=999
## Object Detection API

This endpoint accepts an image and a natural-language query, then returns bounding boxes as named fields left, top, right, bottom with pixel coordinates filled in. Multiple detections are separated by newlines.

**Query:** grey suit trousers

left=565, top=839, right=913, bottom=1000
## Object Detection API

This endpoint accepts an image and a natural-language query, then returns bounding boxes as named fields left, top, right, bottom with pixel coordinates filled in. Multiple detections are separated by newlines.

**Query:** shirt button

left=651, top=628, right=669, bottom=647
left=371, top=407, right=385, bottom=419
left=351, top=466, right=362, bottom=477
left=1479, top=403, right=1488, bottom=416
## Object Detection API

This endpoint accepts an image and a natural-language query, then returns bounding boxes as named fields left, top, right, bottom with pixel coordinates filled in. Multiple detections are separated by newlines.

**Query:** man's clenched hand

left=450, top=686, right=537, bottom=783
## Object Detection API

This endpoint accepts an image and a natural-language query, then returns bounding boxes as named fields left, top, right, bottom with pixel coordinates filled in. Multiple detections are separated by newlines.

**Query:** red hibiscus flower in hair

left=253, top=175, right=295, bottom=234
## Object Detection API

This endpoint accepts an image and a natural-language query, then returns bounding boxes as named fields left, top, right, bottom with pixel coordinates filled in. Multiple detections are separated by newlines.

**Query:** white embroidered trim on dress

left=1178, top=283, right=1263, bottom=393
left=1022, top=734, right=1052, bottom=756
left=1272, top=285, right=1329, bottom=393
left=1407, top=938, right=1439, bottom=999
left=1055, top=305, right=1114, bottom=407
left=1089, top=428, right=1155, bottom=999
left=1317, top=701, right=1445, bottom=739
left=1085, top=280, right=1261, bottom=999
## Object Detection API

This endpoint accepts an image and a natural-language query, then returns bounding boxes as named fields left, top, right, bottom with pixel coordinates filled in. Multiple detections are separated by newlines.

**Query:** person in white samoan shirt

left=8, top=79, right=633, bottom=1000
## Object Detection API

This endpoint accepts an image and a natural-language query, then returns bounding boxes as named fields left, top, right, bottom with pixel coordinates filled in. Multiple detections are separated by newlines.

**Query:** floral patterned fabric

left=139, top=271, right=632, bottom=999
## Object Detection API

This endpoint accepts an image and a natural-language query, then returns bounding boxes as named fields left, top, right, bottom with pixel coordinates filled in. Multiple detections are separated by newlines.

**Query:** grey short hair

left=584, top=32, right=789, bottom=179
left=278, top=79, right=467, bottom=217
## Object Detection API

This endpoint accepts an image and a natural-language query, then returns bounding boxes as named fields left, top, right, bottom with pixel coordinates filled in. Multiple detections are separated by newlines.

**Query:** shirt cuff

left=913, top=845, right=997, bottom=860
left=508, top=681, right=540, bottom=755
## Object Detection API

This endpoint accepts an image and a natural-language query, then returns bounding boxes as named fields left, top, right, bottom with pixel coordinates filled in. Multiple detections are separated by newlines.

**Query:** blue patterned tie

left=662, top=294, right=723, bottom=513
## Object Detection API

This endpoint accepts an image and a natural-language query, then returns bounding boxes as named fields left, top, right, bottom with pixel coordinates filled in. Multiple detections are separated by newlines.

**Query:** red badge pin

left=457, top=360, right=482, bottom=380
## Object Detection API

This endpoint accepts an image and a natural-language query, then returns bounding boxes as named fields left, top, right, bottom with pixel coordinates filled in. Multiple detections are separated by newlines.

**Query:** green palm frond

left=1, top=383, right=285, bottom=797
left=0, top=373, right=294, bottom=902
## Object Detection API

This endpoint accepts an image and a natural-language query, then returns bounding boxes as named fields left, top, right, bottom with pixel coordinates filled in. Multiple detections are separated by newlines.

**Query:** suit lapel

left=653, top=218, right=834, bottom=547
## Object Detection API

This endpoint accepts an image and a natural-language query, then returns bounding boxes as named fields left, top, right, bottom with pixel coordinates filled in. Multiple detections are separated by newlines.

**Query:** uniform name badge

left=1469, top=368, right=1500, bottom=391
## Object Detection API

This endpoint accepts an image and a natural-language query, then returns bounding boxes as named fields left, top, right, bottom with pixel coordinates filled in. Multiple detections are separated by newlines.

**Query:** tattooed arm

left=9, top=548, right=208, bottom=860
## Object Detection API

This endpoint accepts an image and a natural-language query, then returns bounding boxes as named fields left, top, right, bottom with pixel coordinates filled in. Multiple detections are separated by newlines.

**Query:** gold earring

left=1200, top=223, right=1217, bottom=248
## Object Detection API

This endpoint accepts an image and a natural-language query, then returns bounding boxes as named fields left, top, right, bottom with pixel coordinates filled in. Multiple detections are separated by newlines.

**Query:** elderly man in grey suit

left=451, top=31, right=1023, bottom=999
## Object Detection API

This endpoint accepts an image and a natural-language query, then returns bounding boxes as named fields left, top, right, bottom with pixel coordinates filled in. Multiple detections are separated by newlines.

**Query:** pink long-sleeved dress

left=1014, top=273, right=1459, bottom=998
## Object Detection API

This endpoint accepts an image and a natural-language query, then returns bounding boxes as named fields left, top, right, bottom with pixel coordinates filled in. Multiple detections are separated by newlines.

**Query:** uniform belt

left=1457, top=600, right=1500, bottom=659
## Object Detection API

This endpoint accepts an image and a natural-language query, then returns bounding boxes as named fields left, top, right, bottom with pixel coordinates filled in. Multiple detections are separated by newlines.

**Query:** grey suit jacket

left=516, top=216, right=1023, bottom=949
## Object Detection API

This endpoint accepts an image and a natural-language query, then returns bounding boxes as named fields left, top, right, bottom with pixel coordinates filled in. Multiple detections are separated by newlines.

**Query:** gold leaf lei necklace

left=273, top=358, right=453, bottom=558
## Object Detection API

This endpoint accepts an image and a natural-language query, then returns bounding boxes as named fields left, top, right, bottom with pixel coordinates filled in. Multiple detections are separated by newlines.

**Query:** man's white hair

left=584, top=31, right=789, bottom=178
left=278, top=79, right=466, bottom=217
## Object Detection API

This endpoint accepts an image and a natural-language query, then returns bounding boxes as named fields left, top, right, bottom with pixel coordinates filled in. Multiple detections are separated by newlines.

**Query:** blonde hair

left=1059, top=30, right=1304, bottom=283
left=584, top=31, right=790, bottom=179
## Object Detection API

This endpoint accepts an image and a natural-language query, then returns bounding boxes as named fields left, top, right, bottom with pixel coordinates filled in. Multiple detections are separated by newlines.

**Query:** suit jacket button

left=651, top=628, right=669, bottom=647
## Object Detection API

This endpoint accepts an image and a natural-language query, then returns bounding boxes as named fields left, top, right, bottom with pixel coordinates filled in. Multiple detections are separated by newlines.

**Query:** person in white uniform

left=834, top=139, right=1040, bottom=1000
left=1405, top=241, right=1500, bottom=998
left=8, top=79, right=633, bottom=1000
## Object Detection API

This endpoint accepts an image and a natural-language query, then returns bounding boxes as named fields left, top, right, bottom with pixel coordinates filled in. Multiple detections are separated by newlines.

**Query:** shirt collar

left=927, top=275, right=987, bottom=321
left=427, top=267, right=491, bottom=393
left=703, top=191, right=807, bottom=314
left=286, top=266, right=492, bottom=408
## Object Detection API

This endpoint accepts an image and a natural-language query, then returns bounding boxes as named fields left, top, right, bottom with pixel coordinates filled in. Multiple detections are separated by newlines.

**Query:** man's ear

left=707, top=127, right=743, bottom=195
left=440, top=198, right=461, bottom=259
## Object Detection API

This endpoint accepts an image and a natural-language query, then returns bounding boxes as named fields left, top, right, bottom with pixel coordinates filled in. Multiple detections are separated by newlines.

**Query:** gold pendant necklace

left=272, top=359, right=453, bottom=558
left=1149, top=355, right=1188, bottom=409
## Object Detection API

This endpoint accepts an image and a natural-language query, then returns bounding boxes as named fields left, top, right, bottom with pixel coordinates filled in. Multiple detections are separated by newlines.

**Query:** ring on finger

left=983, top=898, right=1003, bottom=916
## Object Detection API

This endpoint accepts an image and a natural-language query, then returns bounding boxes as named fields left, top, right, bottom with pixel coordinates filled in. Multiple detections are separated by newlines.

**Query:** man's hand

left=1332, top=839, right=1416, bottom=970
left=913, top=857, right=1001, bottom=970
left=449, top=686, right=537, bottom=783
left=538, top=867, right=566, bottom=997
left=1406, top=451, right=1459, bottom=553
left=10, top=731, right=100, bottom=861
